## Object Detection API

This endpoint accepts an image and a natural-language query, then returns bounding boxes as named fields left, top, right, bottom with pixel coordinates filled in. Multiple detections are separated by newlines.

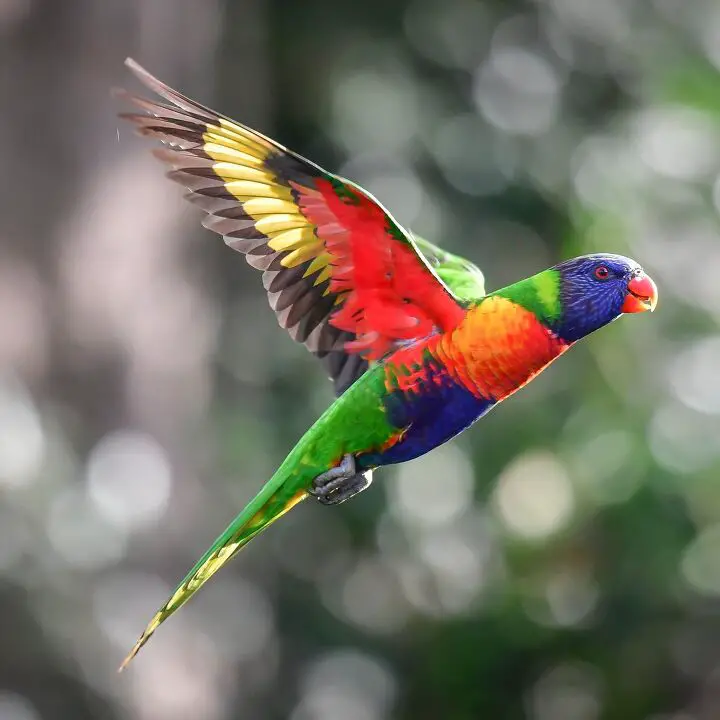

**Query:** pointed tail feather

left=119, top=465, right=309, bottom=671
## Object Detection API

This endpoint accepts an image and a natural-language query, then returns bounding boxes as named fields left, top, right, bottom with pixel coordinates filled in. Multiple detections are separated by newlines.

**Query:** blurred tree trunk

left=0, top=2, right=267, bottom=717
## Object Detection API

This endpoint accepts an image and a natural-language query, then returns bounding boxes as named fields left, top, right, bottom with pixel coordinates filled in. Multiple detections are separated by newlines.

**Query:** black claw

left=309, top=455, right=372, bottom=505
left=314, top=472, right=372, bottom=506
left=311, top=454, right=356, bottom=492
left=312, top=474, right=351, bottom=498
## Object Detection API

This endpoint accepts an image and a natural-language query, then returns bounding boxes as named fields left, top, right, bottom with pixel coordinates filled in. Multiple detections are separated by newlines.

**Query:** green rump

left=287, top=363, right=398, bottom=480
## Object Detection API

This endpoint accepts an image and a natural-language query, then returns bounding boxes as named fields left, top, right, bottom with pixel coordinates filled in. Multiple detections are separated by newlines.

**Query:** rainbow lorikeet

left=117, top=59, right=658, bottom=669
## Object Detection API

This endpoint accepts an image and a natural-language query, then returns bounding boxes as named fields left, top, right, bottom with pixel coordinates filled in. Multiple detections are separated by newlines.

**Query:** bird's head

left=550, top=254, right=657, bottom=342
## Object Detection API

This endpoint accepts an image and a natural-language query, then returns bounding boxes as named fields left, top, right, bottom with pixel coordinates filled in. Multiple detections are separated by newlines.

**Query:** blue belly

left=357, top=374, right=494, bottom=469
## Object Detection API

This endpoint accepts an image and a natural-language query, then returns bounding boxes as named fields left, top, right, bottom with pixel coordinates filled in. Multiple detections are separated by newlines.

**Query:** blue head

left=551, top=254, right=657, bottom=343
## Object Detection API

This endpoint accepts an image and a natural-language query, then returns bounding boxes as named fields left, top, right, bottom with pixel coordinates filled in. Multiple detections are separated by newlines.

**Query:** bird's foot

left=309, top=454, right=372, bottom=506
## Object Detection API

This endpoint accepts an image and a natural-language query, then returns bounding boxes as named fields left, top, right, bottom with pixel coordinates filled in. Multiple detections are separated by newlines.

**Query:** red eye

left=594, top=266, right=610, bottom=280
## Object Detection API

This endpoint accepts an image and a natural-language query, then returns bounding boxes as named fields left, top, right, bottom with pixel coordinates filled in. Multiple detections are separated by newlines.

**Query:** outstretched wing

left=119, top=59, right=467, bottom=391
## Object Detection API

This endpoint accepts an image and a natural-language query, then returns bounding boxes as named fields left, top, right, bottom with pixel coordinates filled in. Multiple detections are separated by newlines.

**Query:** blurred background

left=0, top=0, right=719, bottom=718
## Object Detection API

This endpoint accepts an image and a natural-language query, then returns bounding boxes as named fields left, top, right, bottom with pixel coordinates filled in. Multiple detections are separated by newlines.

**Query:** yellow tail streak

left=119, top=486, right=308, bottom=671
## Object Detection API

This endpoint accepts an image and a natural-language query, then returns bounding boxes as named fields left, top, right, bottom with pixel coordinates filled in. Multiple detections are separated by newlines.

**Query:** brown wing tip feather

left=122, top=57, right=216, bottom=121
left=124, top=58, right=168, bottom=97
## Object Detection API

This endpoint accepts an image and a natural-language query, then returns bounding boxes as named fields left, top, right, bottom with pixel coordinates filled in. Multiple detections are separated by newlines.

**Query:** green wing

left=411, top=234, right=486, bottom=303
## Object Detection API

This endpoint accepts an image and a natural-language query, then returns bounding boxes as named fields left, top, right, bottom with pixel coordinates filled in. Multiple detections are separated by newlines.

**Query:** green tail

left=119, top=457, right=309, bottom=670
left=119, top=355, right=394, bottom=669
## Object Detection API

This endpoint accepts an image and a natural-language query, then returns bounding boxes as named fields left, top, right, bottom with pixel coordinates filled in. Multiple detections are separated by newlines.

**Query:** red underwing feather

left=294, top=179, right=465, bottom=359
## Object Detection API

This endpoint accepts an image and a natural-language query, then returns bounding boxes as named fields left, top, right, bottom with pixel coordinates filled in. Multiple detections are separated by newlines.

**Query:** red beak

left=622, top=272, right=658, bottom=313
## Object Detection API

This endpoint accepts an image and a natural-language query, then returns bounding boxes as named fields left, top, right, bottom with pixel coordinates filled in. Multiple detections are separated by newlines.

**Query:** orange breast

left=436, top=297, right=569, bottom=402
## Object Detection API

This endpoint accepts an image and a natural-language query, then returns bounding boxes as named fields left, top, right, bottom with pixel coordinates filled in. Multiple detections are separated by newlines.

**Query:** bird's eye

left=594, top=266, right=610, bottom=280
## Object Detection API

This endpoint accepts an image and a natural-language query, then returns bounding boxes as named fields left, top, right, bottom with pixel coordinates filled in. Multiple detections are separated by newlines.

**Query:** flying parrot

left=117, top=59, right=658, bottom=669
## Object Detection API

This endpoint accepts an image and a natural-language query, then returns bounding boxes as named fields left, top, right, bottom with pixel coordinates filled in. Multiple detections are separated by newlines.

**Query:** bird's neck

left=436, top=297, right=570, bottom=402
